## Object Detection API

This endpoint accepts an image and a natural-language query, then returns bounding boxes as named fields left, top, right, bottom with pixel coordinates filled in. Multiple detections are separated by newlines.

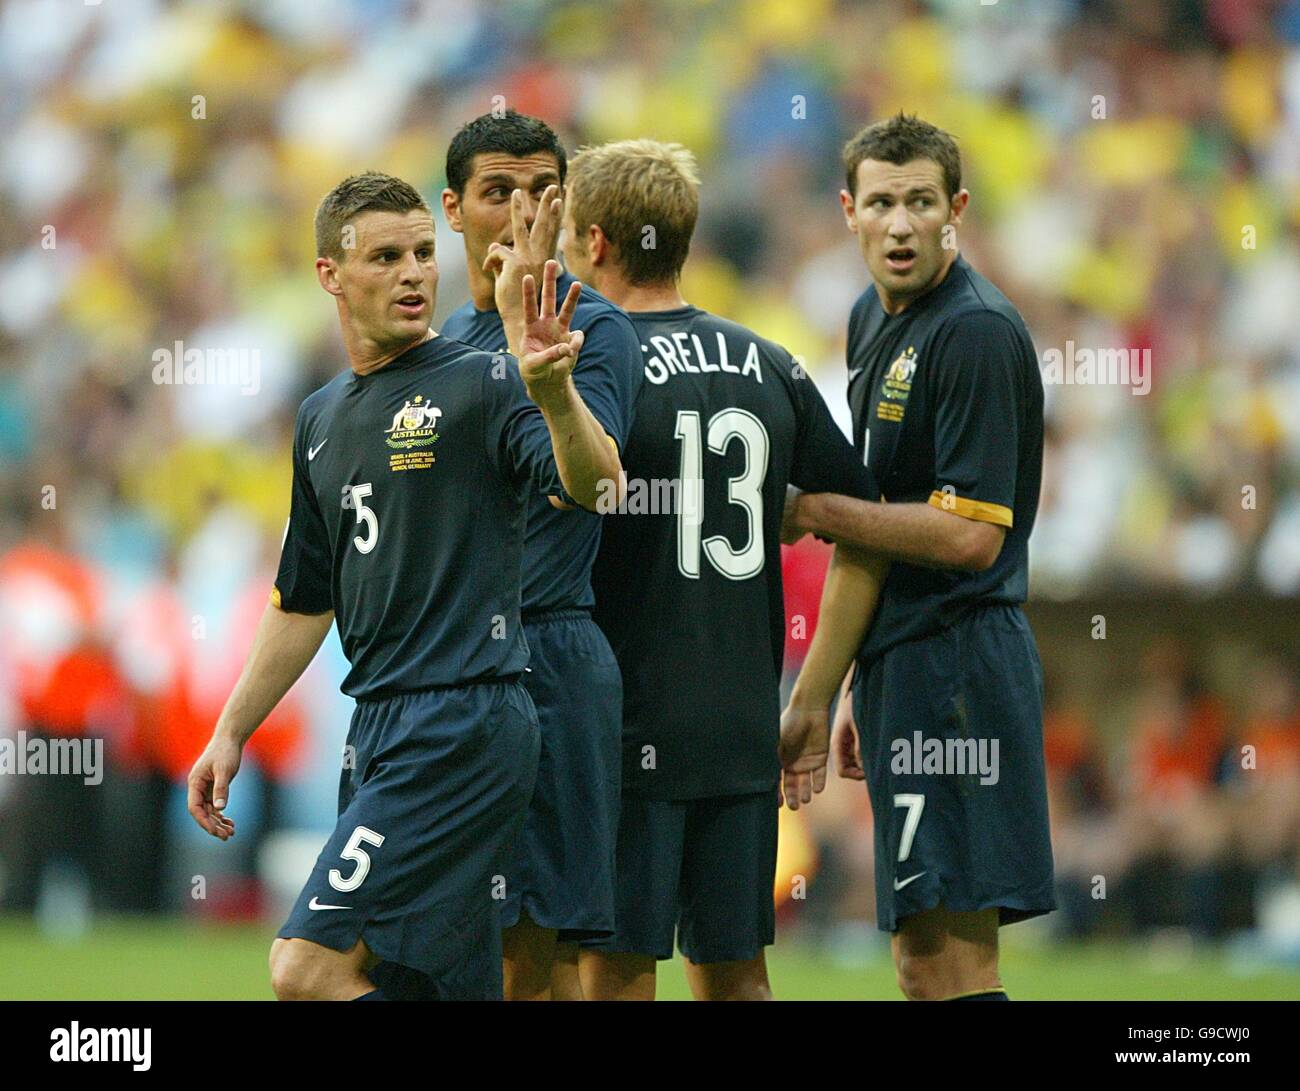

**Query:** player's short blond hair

left=567, top=139, right=701, bottom=285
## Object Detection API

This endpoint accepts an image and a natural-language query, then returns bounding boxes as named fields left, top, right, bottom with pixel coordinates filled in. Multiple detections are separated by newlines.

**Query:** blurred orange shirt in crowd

left=1244, top=715, right=1300, bottom=778
left=0, top=542, right=127, bottom=737
left=1133, top=696, right=1226, bottom=802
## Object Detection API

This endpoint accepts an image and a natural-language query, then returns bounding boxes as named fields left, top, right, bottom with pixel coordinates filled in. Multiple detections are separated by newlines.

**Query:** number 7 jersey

left=591, top=306, right=878, bottom=800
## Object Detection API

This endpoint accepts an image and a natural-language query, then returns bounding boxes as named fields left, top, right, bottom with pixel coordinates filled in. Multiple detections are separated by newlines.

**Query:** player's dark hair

left=445, top=109, right=567, bottom=196
left=842, top=113, right=962, bottom=199
left=315, top=172, right=429, bottom=260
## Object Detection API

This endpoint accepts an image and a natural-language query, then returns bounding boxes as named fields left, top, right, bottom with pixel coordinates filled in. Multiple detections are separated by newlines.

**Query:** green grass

left=1, top=915, right=1295, bottom=999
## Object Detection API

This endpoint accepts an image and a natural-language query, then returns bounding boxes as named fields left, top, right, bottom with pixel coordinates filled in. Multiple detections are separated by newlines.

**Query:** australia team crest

left=385, top=395, right=442, bottom=450
left=878, top=345, right=918, bottom=423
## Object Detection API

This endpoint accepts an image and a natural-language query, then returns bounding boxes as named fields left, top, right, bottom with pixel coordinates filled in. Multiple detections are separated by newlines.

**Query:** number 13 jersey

left=591, top=306, right=877, bottom=800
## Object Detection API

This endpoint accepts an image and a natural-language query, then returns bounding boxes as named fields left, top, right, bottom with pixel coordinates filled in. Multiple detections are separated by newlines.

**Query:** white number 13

left=675, top=408, right=770, bottom=581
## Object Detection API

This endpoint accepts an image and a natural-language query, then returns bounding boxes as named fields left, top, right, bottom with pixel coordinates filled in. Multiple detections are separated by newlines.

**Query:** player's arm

left=787, top=311, right=1024, bottom=571
left=779, top=544, right=887, bottom=810
left=188, top=602, right=332, bottom=840
left=189, top=413, right=335, bottom=841
left=511, top=261, right=623, bottom=512
left=787, top=493, right=1005, bottom=572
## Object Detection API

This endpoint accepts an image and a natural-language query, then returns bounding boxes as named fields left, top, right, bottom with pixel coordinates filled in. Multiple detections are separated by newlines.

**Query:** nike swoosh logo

left=848, top=367, right=865, bottom=383
left=893, top=872, right=926, bottom=891
left=308, top=897, right=350, bottom=911
left=308, top=439, right=328, bottom=461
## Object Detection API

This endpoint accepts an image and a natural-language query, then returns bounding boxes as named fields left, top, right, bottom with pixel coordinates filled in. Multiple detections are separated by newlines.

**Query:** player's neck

left=878, top=249, right=960, bottom=316
left=347, top=326, right=435, bottom=376
left=597, top=276, right=685, bottom=314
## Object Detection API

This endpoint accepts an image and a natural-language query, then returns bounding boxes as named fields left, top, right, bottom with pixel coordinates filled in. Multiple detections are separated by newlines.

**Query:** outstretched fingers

left=509, top=189, right=528, bottom=259
left=557, top=277, right=582, bottom=331
left=522, top=273, right=539, bottom=326
left=531, top=184, right=560, bottom=251
left=541, top=258, right=558, bottom=319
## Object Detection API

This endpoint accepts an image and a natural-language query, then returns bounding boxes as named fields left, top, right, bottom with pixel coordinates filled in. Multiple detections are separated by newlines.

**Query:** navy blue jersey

left=273, top=334, right=564, bottom=699
left=441, top=272, right=642, bottom=614
left=592, top=306, right=877, bottom=800
left=846, top=254, right=1044, bottom=665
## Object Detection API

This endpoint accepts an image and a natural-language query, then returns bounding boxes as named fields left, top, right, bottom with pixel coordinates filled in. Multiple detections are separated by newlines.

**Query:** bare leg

left=269, top=936, right=377, bottom=1001
left=891, top=905, right=1001, bottom=1000
left=684, top=953, right=772, bottom=1000
left=579, top=949, right=656, bottom=1000
left=549, top=941, right=583, bottom=1000
left=502, top=912, right=557, bottom=1000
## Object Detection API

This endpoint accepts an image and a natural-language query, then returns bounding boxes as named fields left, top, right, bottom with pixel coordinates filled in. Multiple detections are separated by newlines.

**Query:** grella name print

left=642, top=331, right=764, bottom=386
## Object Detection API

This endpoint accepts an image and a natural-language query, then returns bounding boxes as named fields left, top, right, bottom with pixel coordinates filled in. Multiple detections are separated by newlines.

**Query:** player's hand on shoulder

left=518, top=260, right=585, bottom=401
left=186, top=734, right=243, bottom=841
left=831, top=696, right=864, bottom=780
left=778, top=702, right=830, bottom=810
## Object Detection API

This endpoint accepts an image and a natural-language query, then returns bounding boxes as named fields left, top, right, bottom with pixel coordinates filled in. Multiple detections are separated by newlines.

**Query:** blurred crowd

left=1, top=0, right=1298, bottom=944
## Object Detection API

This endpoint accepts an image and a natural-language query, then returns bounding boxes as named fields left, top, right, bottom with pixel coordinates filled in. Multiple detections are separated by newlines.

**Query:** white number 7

left=893, top=793, right=925, bottom=863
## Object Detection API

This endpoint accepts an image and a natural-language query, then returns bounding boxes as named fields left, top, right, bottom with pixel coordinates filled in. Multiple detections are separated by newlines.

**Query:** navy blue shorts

left=587, top=791, right=778, bottom=964
left=278, top=679, right=540, bottom=999
left=501, top=611, right=622, bottom=942
left=854, top=604, right=1056, bottom=933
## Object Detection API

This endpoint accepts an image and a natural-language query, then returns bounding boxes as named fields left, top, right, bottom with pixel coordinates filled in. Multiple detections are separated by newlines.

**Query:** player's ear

left=839, top=189, right=858, bottom=232
left=316, top=256, right=343, bottom=296
left=441, top=187, right=464, bottom=233
left=589, top=224, right=608, bottom=266
left=948, top=189, right=970, bottom=225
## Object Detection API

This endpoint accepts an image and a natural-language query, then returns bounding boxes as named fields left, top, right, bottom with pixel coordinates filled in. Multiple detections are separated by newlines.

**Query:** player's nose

left=518, top=191, right=540, bottom=229
left=398, top=252, right=423, bottom=282
left=887, top=205, right=913, bottom=239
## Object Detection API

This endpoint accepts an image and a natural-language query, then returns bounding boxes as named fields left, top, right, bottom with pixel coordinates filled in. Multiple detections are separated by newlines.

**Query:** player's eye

left=415, top=248, right=432, bottom=260
left=870, top=198, right=891, bottom=210
left=911, top=196, right=934, bottom=208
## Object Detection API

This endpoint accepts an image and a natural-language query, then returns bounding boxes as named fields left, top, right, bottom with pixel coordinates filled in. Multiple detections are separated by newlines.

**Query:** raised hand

left=517, top=259, right=584, bottom=401
left=488, top=184, right=563, bottom=321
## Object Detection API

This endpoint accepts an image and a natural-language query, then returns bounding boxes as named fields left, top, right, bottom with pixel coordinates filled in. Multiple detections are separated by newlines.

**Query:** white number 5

left=350, top=483, right=378, bottom=554
left=329, top=825, right=385, bottom=892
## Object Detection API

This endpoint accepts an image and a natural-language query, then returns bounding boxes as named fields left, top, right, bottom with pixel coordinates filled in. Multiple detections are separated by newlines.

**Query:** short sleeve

left=570, top=307, right=642, bottom=452
left=273, top=415, right=334, bottom=614
left=791, top=364, right=880, bottom=502
left=929, top=311, right=1022, bottom=528
left=481, top=357, right=565, bottom=496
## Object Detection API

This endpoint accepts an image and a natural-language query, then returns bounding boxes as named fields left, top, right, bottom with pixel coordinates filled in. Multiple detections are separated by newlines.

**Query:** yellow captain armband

left=269, top=587, right=282, bottom=609
left=927, top=490, right=1013, bottom=528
